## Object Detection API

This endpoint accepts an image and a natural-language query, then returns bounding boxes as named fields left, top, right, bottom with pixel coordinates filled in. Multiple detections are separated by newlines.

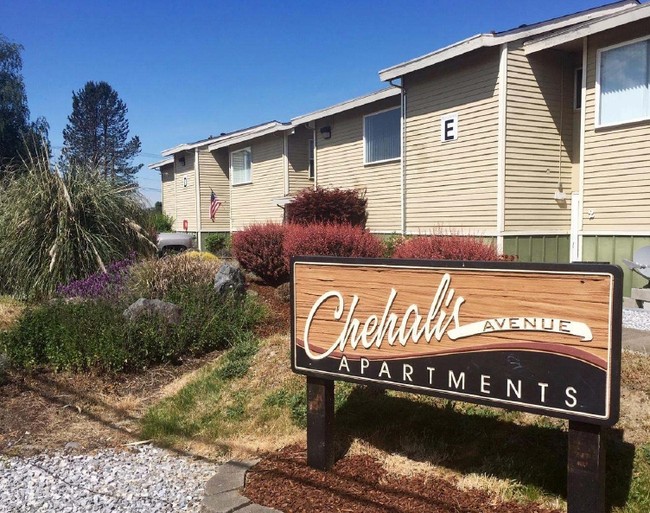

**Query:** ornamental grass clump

left=0, top=146, right=156, bottom=299
left=127, top=252, right=223, bottom=300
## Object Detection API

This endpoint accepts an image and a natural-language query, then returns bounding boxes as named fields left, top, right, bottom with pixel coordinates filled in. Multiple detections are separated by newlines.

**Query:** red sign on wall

left=182, top=219, right=188, bottom=231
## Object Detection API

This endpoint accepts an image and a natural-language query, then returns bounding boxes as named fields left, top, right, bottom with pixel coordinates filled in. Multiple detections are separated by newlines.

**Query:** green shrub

left=205, top=233, right=231, bottom=255
left=149, top=210, right=174, bottom=233
left=0, top=147, right=156, bottom=299
left=0, top=285, right=264, bottom=373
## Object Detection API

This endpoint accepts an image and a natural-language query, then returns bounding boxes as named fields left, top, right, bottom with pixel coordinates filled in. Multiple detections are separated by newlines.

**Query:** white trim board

left=379, top=1, right=637, bottom=81
left=291, top=88, right=400, bottom=126
left=524, top=2, right=650, bottom=54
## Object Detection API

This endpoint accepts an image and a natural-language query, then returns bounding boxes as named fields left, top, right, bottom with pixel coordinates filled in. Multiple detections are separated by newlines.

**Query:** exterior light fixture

left=320, top=126, right=332, bottom=140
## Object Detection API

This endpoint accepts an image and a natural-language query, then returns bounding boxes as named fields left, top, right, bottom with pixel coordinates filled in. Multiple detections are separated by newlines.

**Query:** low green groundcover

left=0, top=284, right=263, bottom=373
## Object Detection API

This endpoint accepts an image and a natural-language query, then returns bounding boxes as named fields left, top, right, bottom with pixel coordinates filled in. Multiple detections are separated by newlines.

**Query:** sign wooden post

left=306, top=376, right=335, bottom=470
left=568, top=421, right=606, bottom=513
left=291, top=257, right=622, bottom=505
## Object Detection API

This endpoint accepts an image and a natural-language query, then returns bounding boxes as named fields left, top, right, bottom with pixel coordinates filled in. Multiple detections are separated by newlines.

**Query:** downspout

left=577, top=36, right=588, bottom=262
left=496, top=43, right=508, bottom=253
left=173, top=155, right=178, bottom=230
left=390, top=78, right=406, bottom=235
left=194, top=148, right=202, bottom=250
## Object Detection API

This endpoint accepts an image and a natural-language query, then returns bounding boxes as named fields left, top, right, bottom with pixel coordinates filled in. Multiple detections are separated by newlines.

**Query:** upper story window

left=597, top=36, right=650, bottom=127
left=308, top=139, right=315, bottom=180
left=363, top=107, right=401, bottom=164
left=574, top=68, right=583, bottom=110
left=231, top=147, right=252, bottom=185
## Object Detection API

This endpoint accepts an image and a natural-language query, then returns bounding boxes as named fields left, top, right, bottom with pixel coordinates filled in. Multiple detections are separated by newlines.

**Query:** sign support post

left=307, top=376, right=335, bottom=470
left=567, top=421, right=606, bottom=513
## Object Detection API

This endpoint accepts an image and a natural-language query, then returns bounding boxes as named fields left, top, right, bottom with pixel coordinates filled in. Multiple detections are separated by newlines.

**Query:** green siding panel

left=582, top=236, right=650, bottom=298
left=503, top=235, right=570, bottom=264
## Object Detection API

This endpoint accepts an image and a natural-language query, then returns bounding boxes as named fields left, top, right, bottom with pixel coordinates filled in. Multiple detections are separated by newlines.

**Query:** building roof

left=290, top=87, right=401, bottom=126
left=206, top=121, right=291, bottom=151
left=378, top=0, right=638, bottom=81
left=524, top=1, right=650, bottom=54
left=147, top=157, right=174, bottom=170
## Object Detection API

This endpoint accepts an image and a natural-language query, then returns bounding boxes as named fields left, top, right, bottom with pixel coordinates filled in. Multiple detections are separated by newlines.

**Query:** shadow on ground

left=333, top=387, right=635, bottom=509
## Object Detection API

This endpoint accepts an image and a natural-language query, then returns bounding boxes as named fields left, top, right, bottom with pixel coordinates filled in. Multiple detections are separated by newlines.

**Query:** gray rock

left=123, top=298, right=182, bottom=325
left=214, top=263, right=246, bottom=296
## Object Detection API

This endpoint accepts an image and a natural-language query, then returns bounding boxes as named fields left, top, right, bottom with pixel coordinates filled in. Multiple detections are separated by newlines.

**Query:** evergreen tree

left=0, top=34, right=49, bottom=174
left=62, top=81, right=142, bottom=182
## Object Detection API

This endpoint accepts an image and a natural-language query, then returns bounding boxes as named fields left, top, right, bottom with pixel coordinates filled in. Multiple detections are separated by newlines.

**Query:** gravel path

left=0, top=445, right=217, bottom=512
left=623, top=308, right=650, bottom=331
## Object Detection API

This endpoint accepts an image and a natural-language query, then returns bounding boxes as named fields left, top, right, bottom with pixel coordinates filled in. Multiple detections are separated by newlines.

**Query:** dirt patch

left=244, top=444, right=562, bottom=513
left=0, top=350, right=224, bottom=457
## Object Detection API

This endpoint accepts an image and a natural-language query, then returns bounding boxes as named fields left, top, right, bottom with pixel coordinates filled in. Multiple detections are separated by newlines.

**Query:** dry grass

left=0, top=296, right=24, bottom=332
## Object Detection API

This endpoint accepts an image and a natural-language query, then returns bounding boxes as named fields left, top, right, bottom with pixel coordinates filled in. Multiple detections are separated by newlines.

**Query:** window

left=363, top=107, right=401, bottom=164
left=231, top=148, right=251, bottom=185
left=574, top=68, right=583, bottom=110
left=308, top=139, right=315, bottom=179
left=597, top=36, right=650, bottom=127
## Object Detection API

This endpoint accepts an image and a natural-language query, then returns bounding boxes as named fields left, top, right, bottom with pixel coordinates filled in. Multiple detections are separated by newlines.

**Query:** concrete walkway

left=623, top=327, right=650, bottom=353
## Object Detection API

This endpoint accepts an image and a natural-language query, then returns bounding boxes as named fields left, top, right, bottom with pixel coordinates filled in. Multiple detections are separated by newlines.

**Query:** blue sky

left=3, top=0, right=621, bottom=204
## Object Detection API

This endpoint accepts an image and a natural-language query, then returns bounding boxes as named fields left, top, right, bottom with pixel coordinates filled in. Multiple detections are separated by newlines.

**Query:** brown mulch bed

left=249, top=281, right=290, bottom=338
left=244, top=445, right=562, bottom=513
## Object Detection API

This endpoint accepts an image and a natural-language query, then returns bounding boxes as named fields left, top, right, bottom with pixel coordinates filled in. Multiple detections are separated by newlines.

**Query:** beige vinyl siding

left=173, top=152, right=197, bottom=232
left=504, top=45, right=573, bottom=232
left=230, top=135, right=285, bottom=230
left=315, top=96, right=401, bottom=233
left=583, top=20, right=650, bottom=231
left=198, top=149, right=230, bottom=231
left=160, top=163, right=175, bottom=221
left=403, top=47, right=500, bottom=232
left=288, top=125, right=313, bottom=194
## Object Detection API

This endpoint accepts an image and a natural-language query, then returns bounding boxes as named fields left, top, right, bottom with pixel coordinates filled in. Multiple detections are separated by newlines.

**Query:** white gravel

left=623, top=308, right=650, bottom=331
left=0, top=445, right=216, bottom=512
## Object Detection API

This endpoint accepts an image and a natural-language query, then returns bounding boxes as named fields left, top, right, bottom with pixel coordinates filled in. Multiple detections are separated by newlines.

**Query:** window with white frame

left=364, top=107, right=401, bottom=164
left=231, top=148, right=252, bottom=185
left=597, top=36, right=650, bottom=127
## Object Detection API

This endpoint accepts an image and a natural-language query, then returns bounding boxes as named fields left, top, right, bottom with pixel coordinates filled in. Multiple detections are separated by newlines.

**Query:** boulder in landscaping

left=214, top=262, right=246, bottom=296
left=123, top=298, right=182, bottom=325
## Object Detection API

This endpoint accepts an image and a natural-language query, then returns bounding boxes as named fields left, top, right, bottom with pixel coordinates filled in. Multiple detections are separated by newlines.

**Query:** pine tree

left=62, top=81, right=142, bottom=182
left=0, top=34, right=49, bottom=174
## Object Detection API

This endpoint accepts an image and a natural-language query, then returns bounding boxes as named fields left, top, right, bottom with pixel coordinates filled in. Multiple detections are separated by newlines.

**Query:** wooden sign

left=291, top=257, right=622, bottom=425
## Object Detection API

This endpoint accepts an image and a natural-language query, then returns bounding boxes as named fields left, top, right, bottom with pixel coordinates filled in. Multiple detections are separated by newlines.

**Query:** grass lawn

left=141, top=336, right=650, bottom=512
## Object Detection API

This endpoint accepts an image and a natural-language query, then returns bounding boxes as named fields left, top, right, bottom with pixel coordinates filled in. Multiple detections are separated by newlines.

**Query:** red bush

left=283, top=223, right=384, bottom=265
left=392, top=235, right=506, bottom=261
left=232, top=223, right=289, bottom=284
left=285, top=187, right=368, bottom=227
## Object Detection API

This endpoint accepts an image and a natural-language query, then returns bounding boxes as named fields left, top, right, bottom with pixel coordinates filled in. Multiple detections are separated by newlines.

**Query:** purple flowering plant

left=56, top=252, right=136, bottom=300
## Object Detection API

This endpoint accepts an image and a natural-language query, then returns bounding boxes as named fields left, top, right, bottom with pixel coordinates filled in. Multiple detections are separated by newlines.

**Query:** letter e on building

left=441, top=113, right=458, bottom=142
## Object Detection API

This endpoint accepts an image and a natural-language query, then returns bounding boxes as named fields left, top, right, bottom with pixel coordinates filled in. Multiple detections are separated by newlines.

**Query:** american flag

left=210, top=189, right=222, bottom=221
